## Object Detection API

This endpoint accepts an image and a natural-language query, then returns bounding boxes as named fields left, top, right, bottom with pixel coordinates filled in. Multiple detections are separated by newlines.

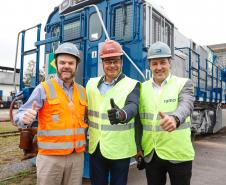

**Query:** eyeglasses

left=102, top=58, right=121, bottom=65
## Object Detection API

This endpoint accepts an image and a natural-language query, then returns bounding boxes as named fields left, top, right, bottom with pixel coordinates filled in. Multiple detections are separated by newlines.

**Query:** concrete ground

left=1, top=108, right=226, bottom=185
left=126, top=128, right=226, bottom=185
left=84, top=128, right=226, bottom=185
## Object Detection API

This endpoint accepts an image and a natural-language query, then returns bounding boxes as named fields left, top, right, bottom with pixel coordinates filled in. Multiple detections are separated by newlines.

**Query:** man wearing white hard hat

left=137, top=41, right=195, bottom=185
left=14, top=42, right=87, bottom=185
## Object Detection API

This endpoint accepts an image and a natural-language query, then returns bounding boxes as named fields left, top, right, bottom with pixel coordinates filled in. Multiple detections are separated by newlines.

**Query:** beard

left=57, top=69, right=76, bottom=82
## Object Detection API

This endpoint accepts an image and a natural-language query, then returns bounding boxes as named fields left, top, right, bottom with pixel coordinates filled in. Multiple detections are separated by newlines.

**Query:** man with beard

left=14, top=42, right=87, bottom=185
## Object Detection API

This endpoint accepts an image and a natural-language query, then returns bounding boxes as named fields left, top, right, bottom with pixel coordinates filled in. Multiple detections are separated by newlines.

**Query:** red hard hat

left=100, top=40, right=123, bottom=59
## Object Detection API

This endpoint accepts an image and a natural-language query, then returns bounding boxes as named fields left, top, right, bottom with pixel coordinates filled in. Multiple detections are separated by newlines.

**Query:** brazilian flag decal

left=48, top=53, right=56, bottom=75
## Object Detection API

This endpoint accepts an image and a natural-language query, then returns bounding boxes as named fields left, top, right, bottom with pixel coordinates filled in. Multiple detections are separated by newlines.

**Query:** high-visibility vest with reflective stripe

left=86, top=76, right=138, bottom=159
left=38, top=79, right=87, bottom=155
left=139, top=75, right=195, bottom=161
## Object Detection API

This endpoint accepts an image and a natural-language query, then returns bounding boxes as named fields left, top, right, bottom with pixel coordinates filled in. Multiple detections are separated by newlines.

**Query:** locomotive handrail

left=62, top=3, right=146, bottom=81
left=89, top=4, right=146, bottom=81
left=89, top=4, right=110, bottom=41
left=13, top=31, right=22, bottom=93
left=13, top=24, right=41, bottom=92
left=176, top=46, right=224, bottom=102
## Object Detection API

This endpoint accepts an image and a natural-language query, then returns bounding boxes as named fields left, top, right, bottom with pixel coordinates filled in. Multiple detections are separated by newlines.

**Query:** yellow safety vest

left=86, top=76, right=138, bottom=159
left=139, top=75, right=195, bottom=161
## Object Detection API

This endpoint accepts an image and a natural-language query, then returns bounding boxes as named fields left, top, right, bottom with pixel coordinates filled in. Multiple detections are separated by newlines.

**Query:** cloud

left=0, top=0, right=62, bottom=67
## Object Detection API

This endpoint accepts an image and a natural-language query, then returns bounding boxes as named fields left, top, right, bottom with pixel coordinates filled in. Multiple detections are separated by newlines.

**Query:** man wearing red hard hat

left=86, top=40, right=140, bottom=185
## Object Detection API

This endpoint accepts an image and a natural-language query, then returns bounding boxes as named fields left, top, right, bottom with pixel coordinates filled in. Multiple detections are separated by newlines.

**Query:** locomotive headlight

left=59, top=0, right=70, bottom=13
left=60, top=0, right=89, bottom=13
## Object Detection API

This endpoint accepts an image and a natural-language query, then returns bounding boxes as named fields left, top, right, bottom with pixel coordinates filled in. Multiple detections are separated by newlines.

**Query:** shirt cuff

left=121, top=109, right=127, bottom=122
left=14, top=113, right=27, bottom=128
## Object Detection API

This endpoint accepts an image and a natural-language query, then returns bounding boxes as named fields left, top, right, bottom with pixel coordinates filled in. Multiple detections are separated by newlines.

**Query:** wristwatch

left=172, top=115, right=180, bottom=128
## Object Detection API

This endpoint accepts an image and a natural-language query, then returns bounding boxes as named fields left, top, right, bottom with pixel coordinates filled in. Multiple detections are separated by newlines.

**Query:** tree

left=23, top=60, right=45, bottom=86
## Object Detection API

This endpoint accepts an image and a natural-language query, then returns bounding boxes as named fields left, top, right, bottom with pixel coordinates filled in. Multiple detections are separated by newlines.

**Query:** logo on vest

left=164, top=99, right=176, bottom=103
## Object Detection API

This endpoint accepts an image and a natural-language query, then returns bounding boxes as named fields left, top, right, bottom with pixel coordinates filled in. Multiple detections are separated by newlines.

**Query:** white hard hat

left=147, top=41, right=171, bottom=60
left=55, top=42, right=81, bottom=62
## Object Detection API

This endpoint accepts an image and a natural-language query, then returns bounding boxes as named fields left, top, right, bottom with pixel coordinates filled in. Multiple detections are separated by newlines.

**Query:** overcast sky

left=0, top=0, right=225, bottom=68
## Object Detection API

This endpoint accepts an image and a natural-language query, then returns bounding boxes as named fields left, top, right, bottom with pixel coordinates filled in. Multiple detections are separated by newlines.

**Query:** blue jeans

left=90, top=145, right=130, bottom=185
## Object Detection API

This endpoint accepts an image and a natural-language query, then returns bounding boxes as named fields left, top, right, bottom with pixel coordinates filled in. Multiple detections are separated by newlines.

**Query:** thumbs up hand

left=107, top=98, right=125, bottom=125
left=159, top=112, right=177, bottom=132
left=110, top=98, right=119, bottom=109
left=22, top=101, right=38, bottom=126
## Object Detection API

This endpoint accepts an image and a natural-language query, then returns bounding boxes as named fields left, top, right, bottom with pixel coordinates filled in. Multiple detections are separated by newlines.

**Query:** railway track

left=0, top=130, right=20, bottom=137
left=0, top=118, right=10, bottom=122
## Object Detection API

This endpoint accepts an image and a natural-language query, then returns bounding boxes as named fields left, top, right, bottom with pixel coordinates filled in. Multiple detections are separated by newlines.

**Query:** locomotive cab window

left=144, top=5, right=174, bottom=54
left=113, top=4, right=133, bottom=41
left=89, top=12, right=102, bottom=41
left=49, top=25, right=60, bottom=53
left=64, top=20, right=81, bottom=41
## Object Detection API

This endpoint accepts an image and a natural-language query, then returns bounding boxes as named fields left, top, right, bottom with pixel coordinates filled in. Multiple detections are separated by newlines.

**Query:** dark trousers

left=145, top=152, right=192, bottom=185
left=90, top=145, right=130, bottom=185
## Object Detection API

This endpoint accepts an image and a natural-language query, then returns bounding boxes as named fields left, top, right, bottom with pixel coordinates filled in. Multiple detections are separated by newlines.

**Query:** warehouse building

left=0, top=66, right=20, bottom=101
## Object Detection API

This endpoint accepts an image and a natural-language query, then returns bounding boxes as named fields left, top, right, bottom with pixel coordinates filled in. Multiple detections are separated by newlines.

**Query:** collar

left=97, top=73, right=125, bottom=87
left=103, top=72, right=122, bottom=85
left=151, top=73, right=171, bottom=88
left=55, top=75, right=74, bottom=89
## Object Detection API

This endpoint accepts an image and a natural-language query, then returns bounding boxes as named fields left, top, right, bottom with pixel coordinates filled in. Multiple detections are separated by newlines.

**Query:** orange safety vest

left=37, top=79, right=87, bottom=155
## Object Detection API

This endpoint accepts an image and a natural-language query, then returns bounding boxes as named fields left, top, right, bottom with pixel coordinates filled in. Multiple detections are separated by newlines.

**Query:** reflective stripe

left=88, top=110, right=99, bottom=117
left=38, top=129, right=73, bottom=136
left=101, top=113, right=108, bottom=120
left=38, top=128, right=87, bottom=136
left=47, top=80, right=56, bottom=99
left=140, top=113, right=154, bottom=119
left=76, top=128, right=85, bottom=135
left=143, top=122, right=191, bottom=131
left=76, top=140, right=86, bottom=148
left=101, top=123, right=134, bottom=131
left=87, top=111, right=108, bottom=120
left=76, top=83, right=85, bottom=101
left=89, top=121, right=99, bottom=129
left=143, top=125, right=153, bottom=131
left=89, top=121, right=134, bottom=131
left=38, top=142, right=73, bottom=149
left=140, top=112, right=173, bottom=120
left=87, top=111, right=111, bottom=120
left=155, top=122, right=190, bottom=131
